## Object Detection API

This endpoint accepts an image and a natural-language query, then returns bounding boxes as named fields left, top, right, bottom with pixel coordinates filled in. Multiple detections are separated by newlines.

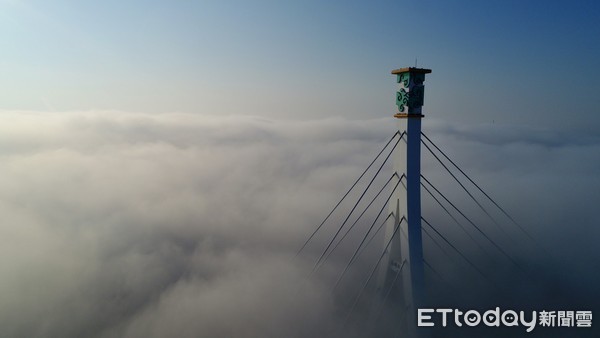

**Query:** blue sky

left=1, top=0, right=599, bottom=130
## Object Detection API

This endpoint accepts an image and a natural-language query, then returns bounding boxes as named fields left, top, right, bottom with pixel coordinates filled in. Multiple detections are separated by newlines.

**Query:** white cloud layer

left=0, top=111, right=598, bottom=337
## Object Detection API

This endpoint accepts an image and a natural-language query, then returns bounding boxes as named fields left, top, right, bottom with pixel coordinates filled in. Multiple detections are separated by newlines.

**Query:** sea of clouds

left=0, top=111, right=598, bottom=337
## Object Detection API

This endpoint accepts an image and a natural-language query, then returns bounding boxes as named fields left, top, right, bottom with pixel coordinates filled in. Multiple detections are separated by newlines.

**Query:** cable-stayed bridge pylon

left=296, top=67, right=539, bottom=338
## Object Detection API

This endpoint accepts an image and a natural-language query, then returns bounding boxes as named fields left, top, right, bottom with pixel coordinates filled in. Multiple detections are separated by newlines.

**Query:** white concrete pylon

left=377, top=67, right=431, bottom=338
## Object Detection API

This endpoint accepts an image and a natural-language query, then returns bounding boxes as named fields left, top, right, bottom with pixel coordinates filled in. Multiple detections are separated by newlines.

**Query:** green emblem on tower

left=391, top=67, right=431, bottom=117
left=396, top=88, right=409, bottom=112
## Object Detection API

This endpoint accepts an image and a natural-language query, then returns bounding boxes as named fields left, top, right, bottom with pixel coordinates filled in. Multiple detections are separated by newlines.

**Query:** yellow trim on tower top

left=394, top=113, right=425, bottom=119
left=391, top=67, right=432, bottom=75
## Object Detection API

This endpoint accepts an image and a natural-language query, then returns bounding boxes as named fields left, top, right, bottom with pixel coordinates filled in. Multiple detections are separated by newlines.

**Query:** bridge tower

left=377, top=67, right=431, bottom=337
